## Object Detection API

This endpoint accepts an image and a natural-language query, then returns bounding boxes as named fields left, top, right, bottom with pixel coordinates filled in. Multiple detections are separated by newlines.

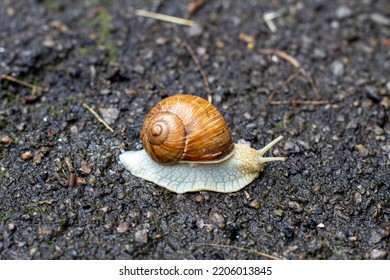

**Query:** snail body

left=120, top=94, right=285, bottom=194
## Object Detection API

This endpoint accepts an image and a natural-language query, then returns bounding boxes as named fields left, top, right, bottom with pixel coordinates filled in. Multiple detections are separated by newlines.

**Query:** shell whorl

left=141, top=94, right=234, bottom=165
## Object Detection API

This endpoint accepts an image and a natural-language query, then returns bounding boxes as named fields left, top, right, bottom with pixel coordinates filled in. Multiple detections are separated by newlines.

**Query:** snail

left=119, top=94, right=286, bottom=194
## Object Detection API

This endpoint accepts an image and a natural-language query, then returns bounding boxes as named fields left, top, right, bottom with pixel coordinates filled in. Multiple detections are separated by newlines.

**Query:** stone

left=134, top=229, right=148, bottom=243
left=98, top=107, right=120, bottom=125
left=330, top=60, right=344, bottom=76
left=336, top=6, right=352, bottom=19
left=368, top=249, right=388, bottom=259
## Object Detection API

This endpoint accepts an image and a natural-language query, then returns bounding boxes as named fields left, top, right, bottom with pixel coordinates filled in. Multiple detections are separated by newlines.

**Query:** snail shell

left=120, top=94, right=286, bottom=193
left=141, top=94, right=234, bottom=164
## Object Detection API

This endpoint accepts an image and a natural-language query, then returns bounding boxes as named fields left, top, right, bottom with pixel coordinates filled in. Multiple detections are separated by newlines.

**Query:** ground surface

left=0, top=0, right=389, bottom=260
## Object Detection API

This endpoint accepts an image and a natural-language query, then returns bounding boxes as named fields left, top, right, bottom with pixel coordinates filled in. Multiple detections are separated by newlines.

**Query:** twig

left=1, top=74, right=45, bottom=98
left=174, top=25, right=212, bottom=103
left=196, top=243, right=284, bottom=260
left=270, top=99, right=331, bottom=105
left=2, top=74, right=36, bottom=88
left=135, top=9, right=195, bottom=26
left=82, top=103, right=115, bottom=133
left=257, top=49, right=331, bottom=105
left=257, top=49, right=301, bottom=68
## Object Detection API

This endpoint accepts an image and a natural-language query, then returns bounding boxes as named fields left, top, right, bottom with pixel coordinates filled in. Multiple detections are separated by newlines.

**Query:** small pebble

left=348, top=236, right=358, bottom=242
left=369, top=231, right=382, bottom=245
left=196, top=219, right=205, bottom=229
left=317, top=223, right=325, bottom=228
left=354, top=192, right=362, bottom=204
left=125, top=88, right=137, bottom=96
left=50, top=20, right=69, bottom=32
left=288, top=201, right=303, bottom=213
left=237, top=138, right=251, bottom=146
left=297, top=140, right=311, bottom=150
left=21, top=214, right=31, bottom=220
left=146, top=211, right=154, bottom=219
left=43, top=36, right=55, bottom=47
left=116, top=223, right=129, bottom=233
left=29, top=248, right=37, bottom=257
left=194, top=194, right=204, bottom=203
left=100, top=88, right=111, bottom=95
left=381, top=145, right=390, bottom=156
left=117, top=189, right=125, bottom=200
left=196, top=47, right=206, bottom=56
left=79, top=160, right=92, bottom=175
left=380, top=97, right=390, bottom=109
left=7, top=7, right=15, bottom=16
left=330, top=60, right=344, bottom=76
left=354, top=144, right=368, bottom=157
left=88, top=175, right=97, bottom=186
left=313, top=48, right=326, bottom=59
left=8, top=223, right=16, bottom=231
left=76, top=177, right=87, bottom=185
left=272, top=148, right=281, bottom=156
left=373, top=125, right=384, bottom=136
left=336, top=6, right=352, bottom=19
left=215, top=39, right=225, bottom=49
left=38, top=226, right=53, bottom=236
left=134, top=229, right=148, bottom=243
left=155, top=36, right=167, bottom=45
left=370, top=13, right=390, bottom=26
left=16, top=123, right=26, bottom=131
left=98, top=107, right=120, bottom=125
left=274, top=209, right=284, bottom=217
left=369, top=249, right=388, bottom=259
left=133, top=64, right=145, bottom=75
left=210, top=212, right=225, bottom=229
left=186, top=23, right=203, bottom=37
left=33, top=148, right=48, bottom=165
left=21, top=151, right=33, bottom=160
left=69, top=125, right=78, bottom=134
left=0, top=135, right=13, bottom=144
left=284, top=141, right=300, bottom=153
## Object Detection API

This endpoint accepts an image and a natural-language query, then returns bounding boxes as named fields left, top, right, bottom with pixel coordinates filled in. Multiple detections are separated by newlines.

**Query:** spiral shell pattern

left=141, top=94, right=234, bottom=165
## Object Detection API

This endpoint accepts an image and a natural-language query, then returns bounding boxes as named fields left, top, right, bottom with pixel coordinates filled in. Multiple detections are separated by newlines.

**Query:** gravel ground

left=0, top=0, right=389, bottom=260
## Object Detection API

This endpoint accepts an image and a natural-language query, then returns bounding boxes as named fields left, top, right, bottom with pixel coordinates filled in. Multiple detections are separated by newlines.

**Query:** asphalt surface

left=0, top=0, right=389, bottom=259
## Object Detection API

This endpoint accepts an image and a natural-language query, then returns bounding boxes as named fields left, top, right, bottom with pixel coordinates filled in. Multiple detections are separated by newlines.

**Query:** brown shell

left=141, top=94, right=234, bottom=165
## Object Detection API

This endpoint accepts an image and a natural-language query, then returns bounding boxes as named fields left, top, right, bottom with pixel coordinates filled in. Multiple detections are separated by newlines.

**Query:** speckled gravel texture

left=0, top=0, right=389, bottom=260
